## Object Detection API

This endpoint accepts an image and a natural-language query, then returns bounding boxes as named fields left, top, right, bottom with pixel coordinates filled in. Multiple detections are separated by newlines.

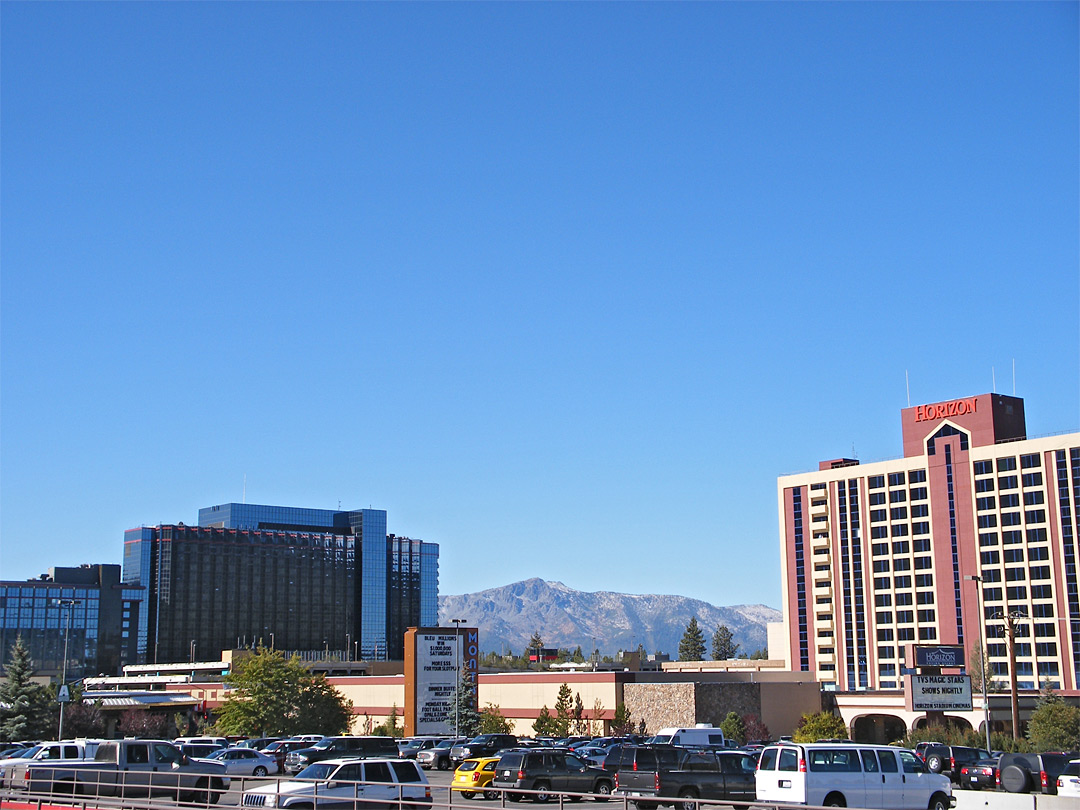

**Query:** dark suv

left=918, top=745, right=990, bottom=783
left=284, top=736, right=400, bottom=774
left=493, top=749, right=613, bottom=801
left=451, top=734, right=519, bottom=766
left=999, top=752, right=1076, bottom=794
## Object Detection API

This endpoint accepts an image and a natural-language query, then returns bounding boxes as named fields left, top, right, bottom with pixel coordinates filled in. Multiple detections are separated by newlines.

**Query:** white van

left=647, top=726, right=728, bottom=748
left=755, top=743, right=953, bottom=810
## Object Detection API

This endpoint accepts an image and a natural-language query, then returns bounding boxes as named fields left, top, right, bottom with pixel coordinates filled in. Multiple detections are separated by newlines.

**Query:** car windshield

left=435, top=741, right=454, bottom=750
left=458, top=761, right=479, bottom=772
left=207, top=750, right=228, bottom=760
left=400, top=740, right=423, bottom=749
left=310, top=740, right=333, bottom=750
left=19, top=746, right=43, bottom=759
left=296, top=763, right=336, bottom=780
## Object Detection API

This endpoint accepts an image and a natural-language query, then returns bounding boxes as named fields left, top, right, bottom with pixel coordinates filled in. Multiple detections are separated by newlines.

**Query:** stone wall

left=624, top=682, right=697, bottom=735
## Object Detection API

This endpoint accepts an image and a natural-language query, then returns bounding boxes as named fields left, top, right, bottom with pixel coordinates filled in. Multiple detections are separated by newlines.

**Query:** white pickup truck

left=0, top=739, right=105, bottom=788
left=12, top=738, right=229, bottom=802
left=242, top=757, right=431, bottom=809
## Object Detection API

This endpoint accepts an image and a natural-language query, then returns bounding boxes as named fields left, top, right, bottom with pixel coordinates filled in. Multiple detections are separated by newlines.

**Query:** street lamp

left=346, top=634, right=351, bottom=662
left=964, top=575, right=993, bottom=754
left=451, top=619, right=465, bottom=737
left=56, top=598, right=81, bottom=739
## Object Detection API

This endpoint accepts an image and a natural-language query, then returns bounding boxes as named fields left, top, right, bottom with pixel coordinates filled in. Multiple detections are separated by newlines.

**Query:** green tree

left=529, top=631, right=545, bottom=665
left=610, top=702, right=633, bottom=736
left=678, top=617, right=706, bottom=662
left=447, top=667, right=482, bottom=737
left=711, top=625, right=739, bottom=661
left=967, top=644, right=990, bottom=694
left=533, top=705, right=556, bottom=736
left=0, top=635, right=52, bottom=740
left=718, top=711, right=746, bottom=745
left=1026, top=688, right=1080, bottom=751
left=749, top=648, right=769, bottom=660
left=792, top=711, right=849, bottom=742
left=571, top=646, right=585, bottom=664
left=572, top=693, right=586, bottom=734
left=216, top=647, right=352, bottom=736
left=480, top=703, right=513, bottom=734
left=553, top=683, right=573, bottom=737
left=374, top=704, right=403, bottom=737
left=590, top=698, right=606, bottom=735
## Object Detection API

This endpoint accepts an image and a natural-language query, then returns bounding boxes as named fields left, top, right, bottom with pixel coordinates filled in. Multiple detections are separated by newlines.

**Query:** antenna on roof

left=905, top=370, right=911, bottom=408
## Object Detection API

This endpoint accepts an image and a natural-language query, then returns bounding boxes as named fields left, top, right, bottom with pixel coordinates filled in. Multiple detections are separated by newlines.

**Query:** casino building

left=774, top=394, right=1080, bottom=703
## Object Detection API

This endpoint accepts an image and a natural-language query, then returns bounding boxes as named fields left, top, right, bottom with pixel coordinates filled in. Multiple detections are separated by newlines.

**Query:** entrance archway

left=851, top=714, right=906, bottom=744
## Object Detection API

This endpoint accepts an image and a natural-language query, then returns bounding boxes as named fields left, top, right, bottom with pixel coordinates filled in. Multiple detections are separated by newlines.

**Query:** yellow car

left=452, top=756, right=502, bottom=800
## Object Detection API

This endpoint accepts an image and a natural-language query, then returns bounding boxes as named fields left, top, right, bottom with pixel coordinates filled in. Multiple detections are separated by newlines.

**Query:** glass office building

left=0, top=564, right=141, bottom=678
left=125, top=502, right=439, bottom=664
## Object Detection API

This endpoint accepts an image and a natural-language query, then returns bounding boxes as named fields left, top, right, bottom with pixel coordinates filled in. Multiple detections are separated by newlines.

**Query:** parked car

left=399, top=737, right=447, bottom=760
left=236, top=737, right=280, bottom=751
left=418, top=738, right=468, bottom=771
left=180, top=743, right=226, bottom=760
left=452, top=735, right=519, bottom=767
left=1057, top=759, right=1080, bottom=799
left=262, top=740, right=311, bottom=774
left=207, top=747, right=278, bottom=777
left=493, top=748, right=613, bottom=802
left=755, top=743, right=953, bottom=810
left=958, top=757, right=999, bottom=790
left=611, top=747, right=755, bottom=810
left=645, top=727, right=728, bottom=750
left=175, top=736, right=230, bottom=749
left=284, top=736, right=400, bottom=775
left=0, top=740, right=106, bottom=789
left=998, top=751, right=1076, bottom=794
left=241, top=757, right=431, bottom=808
left=451, top=756, right=502, bottom=800
left=918, top=744, right=990, bottom=783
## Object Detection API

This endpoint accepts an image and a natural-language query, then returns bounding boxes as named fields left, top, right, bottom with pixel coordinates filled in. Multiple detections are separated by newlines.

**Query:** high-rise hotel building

left=776, top=394, right=1080, bottom=695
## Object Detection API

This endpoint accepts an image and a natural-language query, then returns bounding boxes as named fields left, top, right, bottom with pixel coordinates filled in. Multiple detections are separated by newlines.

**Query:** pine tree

left=0, top=635, right=52, bottom=740
left=480, top=703, right=513, bottom=734
left=711, top=625, right=739, bottom=660
left=572, top=693, right=586, bottom=734
left=446, top=667, right=482, bottom=737
left=678, top=617, right=706, bottom=662
left=533, top=705, right=556, bottom=736
left=553, top=683, right=573, bottom=737
left=718, top=711, right=746, bottom=745
left=529, top=631, right=545, bottom=669
left=610, top=702, right=633, bottom=735
left=1026, top=686, right=1080, bottom=751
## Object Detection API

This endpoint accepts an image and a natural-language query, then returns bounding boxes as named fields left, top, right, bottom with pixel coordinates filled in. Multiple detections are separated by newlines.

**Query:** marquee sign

left=404, top=626, right=479, bottom=736
left=914, top=645, right=965, bottom=668
left=906, top=674, right=972, bottom=712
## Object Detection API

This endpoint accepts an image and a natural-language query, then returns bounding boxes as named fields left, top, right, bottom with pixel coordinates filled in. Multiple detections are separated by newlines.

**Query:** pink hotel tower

left=776, top=394, right=1080, bottom=697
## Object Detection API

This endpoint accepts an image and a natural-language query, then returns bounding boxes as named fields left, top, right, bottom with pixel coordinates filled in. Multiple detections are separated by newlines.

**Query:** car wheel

left=461, top=791, right=476, bottom=799
left=438, top=758, right=451, bottom=771
left=534, top=782, right=551, bottom=803
left=928, top=792, right=949, bottom=810
left=925, top=755, right=944, bottom=774
left=253, top=766, right=268, bottom=777
left=1000, top=765, right=1031, bottom=793
left=484, top=790, right=500, bottom=801
left=678, top=788, right=699, bottom=810
left=823, top=793, right=846, bottom=807
left=593, top=781, right=612, bottom=802
left=508, top=793, right=522, bottom=802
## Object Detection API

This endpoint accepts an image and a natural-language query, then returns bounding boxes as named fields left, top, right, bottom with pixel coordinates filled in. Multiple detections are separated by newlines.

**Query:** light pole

left=346, top=634, right=351, bottom=662
left=964, top=575, right=993, bottom=753
left=56, top=598, right=81, bottom=739
left=451, top=619, right=465, bottom=737
left=190, top=639, right=197, bottom=663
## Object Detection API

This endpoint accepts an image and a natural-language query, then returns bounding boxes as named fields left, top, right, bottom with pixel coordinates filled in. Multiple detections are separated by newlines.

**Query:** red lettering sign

left=914, top=397, right=978, bottom=423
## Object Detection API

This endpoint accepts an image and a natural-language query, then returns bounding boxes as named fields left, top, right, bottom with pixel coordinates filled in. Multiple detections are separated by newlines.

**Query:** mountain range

left=438, top=578, right=780, bottom=658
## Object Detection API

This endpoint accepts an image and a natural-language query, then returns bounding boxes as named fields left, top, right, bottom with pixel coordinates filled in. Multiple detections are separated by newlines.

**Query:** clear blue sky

left=2, top=2, right=1077, bottom=610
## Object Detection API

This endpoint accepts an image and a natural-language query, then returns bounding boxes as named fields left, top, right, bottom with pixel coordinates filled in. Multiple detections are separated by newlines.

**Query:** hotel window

left=1027, top=528, right=1047, bottom=543
left=871, top=526, right=889, bottom=539
left=910, top=470, right=926, bottom=483
left=1005, top=567, right=1026, bottom=581
left=911, top=504, right=929, bottom=517
left=874, top=577, right=891, bottom=590
left=982, top=568, right=1002, bottom=582
left=1034, top=623, right=1055, bottom=637
left=983, top=587, right=1002, bottom=602
left=997, top=457, right=1017, bottom=472
left=891, top=525, right=908, bottom=537
left=1020, top=454, right=1040, bottom=469
left=897, top=610, right=914, bottom=623
left=895, top=575, right=912, bottom=588
left=812, top=514, right=828, bottom=523
left=1003, top=530, right=1023, bottom=544
left=915, top=556, right=933, bottom=569
left=910, top=487, right=927, bottom=501
left=877, top=611, right=894, bottom=624
left=912, top=538, right=931, bottom=552
left=999, top=475, right=1018, bottom=490
left=1036, top=643, right=1058, bottom=658
left=981, top=550, right=1000, bottom=565
left=877, top=628, right=894, bottom=641
left=811, top=483, right=827, bottom=490
left=815, top=579, right=831, bottom=588
left=816, top=596, right=832, bottom=604
left=875, top=594, right=892, bottom=607
left=872, top=543, right=889, bottom=556
left=869, top=492, right=886, bottom=506
left=916, top=591, right=935, bottom=605
left=974, top=461, right=994, bottom=475
left=878, top=646, right=895, bottom=659
left=1006, top=586, right=1027, bottom=601
left=820, top=664, right=835, bottom=671
left=1003, top=548, right=1024, bottom=563
left=976, top=478, right=995, bottom=493
left=868, top=475, right=885, bottom=489
left=1030, top=566, right=1051, bottom=581
left=912, top=522, right=930, bottom=536
left=814, top=547, right=830, bottom=555
left=915, top=574, right=934, bottom=587
left=895, top=592, right=913, bottom=606
left=892, top=541, right=910, bottom=554
left=890, top=507, right=908, bottom=520
left=976, top=497, right=996, bottom=511
left=1025, top=509, right=1046, bottom=524
left=978, top=514, right=998, bottom=528
left=1032, top=603, right=1055, bottom=618
left=1024, top=491, right=1045, bottom=505
left=813, top=531, right=828, bottom=539
left=987, top=643, right=1007, bottom=657
left=1022, top=472, right=1043, bottom=488
left=1000, top=512, right=1021, bottom=526
left=1029, top=546, right=1049, bottom=561
left=897, top=627, right=915, bottom=641
left=814, top=562, right=831, bottom=571
left=918, top=628, right=938, bottom=640
left=1031, top=584, right=1053, bottom=599
left=819, top=646, right=834, bottom=654
left=871, top=509, right=887, bottom=522
left=1000, top=493, right=1020, bottom=508
left=890, top=490, right=906, bottom=503
left=917, top=609, right=936, bottom=622
left=818, top=629, right=834, bottom=637
left=889, top=472, right=906, bottom=486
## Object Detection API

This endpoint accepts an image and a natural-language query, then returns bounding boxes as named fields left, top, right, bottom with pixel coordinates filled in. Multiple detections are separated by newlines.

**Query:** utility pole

left=965, top=575, right=993, bottom=753
left=56, top=599, right=81, bottom=740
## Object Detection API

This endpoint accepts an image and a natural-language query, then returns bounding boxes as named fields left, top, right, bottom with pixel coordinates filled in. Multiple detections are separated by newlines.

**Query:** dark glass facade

left=0, top=564, right=140, bottom=678
left=125, top=503, right=439, bottom=664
